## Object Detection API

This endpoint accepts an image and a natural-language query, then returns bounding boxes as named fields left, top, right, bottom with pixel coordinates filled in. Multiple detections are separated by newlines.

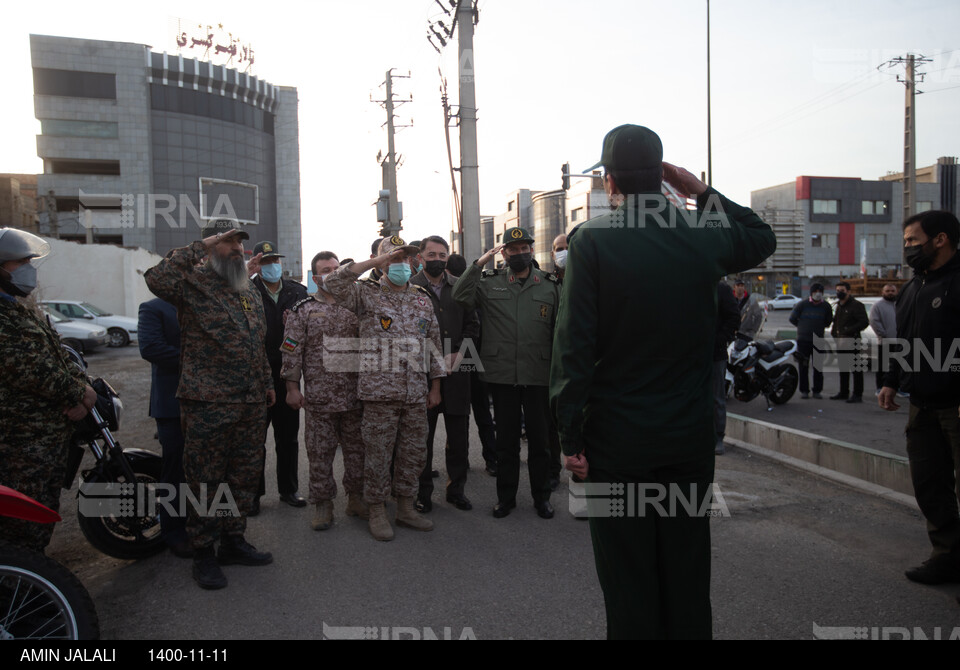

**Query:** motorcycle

left=61, top=344, right=166, bottom=560
left=0, top=485, right=100, bottom=640
left=725, top=333, right=799, bottom=410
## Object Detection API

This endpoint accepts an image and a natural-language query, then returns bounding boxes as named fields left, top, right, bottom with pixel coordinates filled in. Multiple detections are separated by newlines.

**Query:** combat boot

left=217, top=535, right=273, bottom=566
left=192, top=546, right=227, bottom=590
left=368, top=502, right=394, bottom=541
left=345, top=493, right=369, bottom=520
left=396, top=496, right=434, bottom=532
left=311, top=500, right=334, bottom=531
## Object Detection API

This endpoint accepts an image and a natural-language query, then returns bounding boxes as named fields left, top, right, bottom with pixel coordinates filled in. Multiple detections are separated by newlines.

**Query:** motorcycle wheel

left=770, top=365, right=799, bottom=405
left=0, top=541, right=100, bottom=640
left=77, top=456, right=166, bottom=560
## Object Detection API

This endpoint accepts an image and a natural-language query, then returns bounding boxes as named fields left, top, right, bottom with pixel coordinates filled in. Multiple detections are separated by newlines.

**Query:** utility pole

left=706, top=0, right=712, bottom=187
left=372, top=69, right=412, bottom=238
left=456, top=0, right=481, bottom=262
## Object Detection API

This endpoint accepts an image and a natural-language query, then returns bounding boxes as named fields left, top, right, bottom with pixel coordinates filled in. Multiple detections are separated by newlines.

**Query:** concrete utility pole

left=706, top=0, right=712, bottom=187
left=456, top=0, right=481, bottom=262
left=373, top=69, right=412, bottom=238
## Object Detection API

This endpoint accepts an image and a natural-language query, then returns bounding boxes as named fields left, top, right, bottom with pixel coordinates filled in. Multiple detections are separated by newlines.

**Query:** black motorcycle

left=62, top=345, right=166, bottom=560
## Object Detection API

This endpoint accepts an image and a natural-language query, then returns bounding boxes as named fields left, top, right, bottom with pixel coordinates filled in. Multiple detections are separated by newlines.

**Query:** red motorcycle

left=0, top=485, right=100, bottom=640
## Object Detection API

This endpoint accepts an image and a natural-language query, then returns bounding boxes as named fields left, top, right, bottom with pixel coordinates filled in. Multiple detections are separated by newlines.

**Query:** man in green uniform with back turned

left=550, top=124, right=776, bottom=639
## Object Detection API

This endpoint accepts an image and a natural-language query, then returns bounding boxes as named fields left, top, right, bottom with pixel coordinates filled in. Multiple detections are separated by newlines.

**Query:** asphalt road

left=40, top=345, right=958, bottom=640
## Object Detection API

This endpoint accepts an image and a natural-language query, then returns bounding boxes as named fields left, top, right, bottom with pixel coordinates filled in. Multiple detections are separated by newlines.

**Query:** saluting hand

left=476, top=244, right=503, bottom=268
left=662, top=162, right=708, bottom=199
left=247, top=252, right=264, bottom=278
left=202, top=228, right=245, bottom=250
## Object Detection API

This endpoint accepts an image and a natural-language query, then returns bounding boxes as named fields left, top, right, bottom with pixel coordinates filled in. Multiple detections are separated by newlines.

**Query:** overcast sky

left=3, top=0, right=959, bottom=274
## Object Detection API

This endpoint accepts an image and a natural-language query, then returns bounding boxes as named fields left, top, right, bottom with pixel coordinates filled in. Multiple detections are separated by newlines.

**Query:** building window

left=41, top=119, right=119, bottom=139
left=33, top=68, right=116, bottom=99
left=917, top=201, right=933, bottom=213
left=495, top=233, right=502, bottom=243
left=813, top=199, right=839, bottom=214
left=867, top=234, right=887, bottom=249
left=571, top=207, right=584, bottom=222
left=507, top=201, right=514, bottom=212
left=48, top=160, right=121, bottom=176
left=861, top=200, right=889, bottom=215
left=811, top=233, right=838, bottom=248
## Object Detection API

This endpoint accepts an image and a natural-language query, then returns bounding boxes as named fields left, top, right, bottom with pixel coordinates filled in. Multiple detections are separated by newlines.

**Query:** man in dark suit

left=412, top=236, right=481, bottom=512
left=248, top=241, right=309, bottom=509
left=138, top=297, right=191, bottom=557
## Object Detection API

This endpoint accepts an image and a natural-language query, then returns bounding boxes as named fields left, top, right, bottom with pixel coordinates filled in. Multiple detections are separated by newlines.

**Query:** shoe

left=367, top=502, right=394, bottom=542
left=414, top=496, right=433, bottom=514
left=812, top=392, right=823, bottom=399
left=279, top=492, right=307, bottom=507
left=829, top=393, right=848, bottom=400
left=548, top=477, right=560, bottom=492
left=345, top=493, right=369, bottom=520
left=193, top=547, right=227, bottom=590
left=800, top=392, right=809, bottom=399
left=248, top=496, right=261, bottom=517
left=170, top=539, right=194, bottom=559
left=217, top=535, right=273, bottom=566
left=845, top=395, right=863, bottom=404
left=897, top=391, right=910, bottom=398
left=431, top=469, right=440, bottom=478
left=446, top=493, right=473, bottom=511
left=396, top=496, right=434, bottom=531
left=311, top=500, right=334, bottom=531
left=485, top=463, right=498, bottom=477
left=904, top=555, right=960, bottom=585
left=535, top=501, right=555, bottom=519
left=492, top=500, right=516, bottom=518
left=715, top=439, right=725, bottom=456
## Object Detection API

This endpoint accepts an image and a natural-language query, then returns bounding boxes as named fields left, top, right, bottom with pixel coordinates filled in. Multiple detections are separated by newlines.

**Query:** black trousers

left=796, top=339, right=823, bottom=394
left=156, top=416, right=188, bottom=546
left=470, top=371, right=497, bottom=467
left=488, top=383, right=551, bottom=505
left=418, top=405, right=470, bottom=499
left=905, top=403, right=960, bottom=557
left=259, top=377, right=301, bottom=497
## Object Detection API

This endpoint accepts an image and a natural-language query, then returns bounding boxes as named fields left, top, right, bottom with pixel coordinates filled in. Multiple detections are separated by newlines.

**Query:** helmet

left=0, top=228, right=50, bottom=262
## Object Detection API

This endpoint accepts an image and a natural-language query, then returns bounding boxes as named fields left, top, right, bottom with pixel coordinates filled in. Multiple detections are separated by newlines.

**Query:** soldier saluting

left=144, top=220, right=275, bottom=590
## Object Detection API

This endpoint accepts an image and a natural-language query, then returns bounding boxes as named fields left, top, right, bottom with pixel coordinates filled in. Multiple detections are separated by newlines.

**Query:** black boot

left=217, top=535, right=273, bottom=566
left=193, top=546, right=227, bottom=590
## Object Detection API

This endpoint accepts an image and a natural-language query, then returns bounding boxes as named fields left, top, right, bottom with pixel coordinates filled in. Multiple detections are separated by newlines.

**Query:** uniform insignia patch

left=416, top=318, right=429, bottom=336
left=539, top=304, right=549, bottom=318
left=240, top=295, right=253, bottom=312
left=417, top=296, right=426, bottom=307
left=933, top=297, right=942, bottom=309
left=510, top=229, right=523, bottom=239
left=390, top=235, right=404, bottom=246
left=263, top=243, right=273, bottom=252
left=380, top=316, right=393, bottom=331
left=509, top=275, right=515, bottom=283
left=281, top=336, right=299, bottom=352
left=533, top=275, right=540, bottom=283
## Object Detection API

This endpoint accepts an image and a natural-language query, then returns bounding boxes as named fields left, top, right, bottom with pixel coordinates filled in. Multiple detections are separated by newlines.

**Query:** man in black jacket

left=789, top=283, right=833, bottom=399
left=249, top=241, right=309, bottom=509
left=879, top=210, right=960, bottom=586
left=830, top=281, right=869, bottom=403
left=714, top=282, right=740, bottom=455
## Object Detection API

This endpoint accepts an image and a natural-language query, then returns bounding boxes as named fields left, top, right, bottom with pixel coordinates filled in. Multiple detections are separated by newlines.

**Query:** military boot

left=367, top=502, right=394, bottom=542
left=311, top=500, right=334, bottom=531
left=396, top=496, right=434, bottom=532
left=217, top=535, right=273, bottom=566
left=345, top=493, right=369, bottom=520
left=192, top=546, right=227, bottom=590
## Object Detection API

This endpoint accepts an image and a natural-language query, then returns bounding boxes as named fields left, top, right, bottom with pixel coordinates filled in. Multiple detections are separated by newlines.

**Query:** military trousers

left=181, top=400, right=267, bottom=549
left=587, top=452, right=715, bottom=640
left=361, top=401, right=428, bottom=504
left=0, top=428, right=72, bottom=552
left=905, top=403, right=960, bottom=557
left=488, top=383, right=551, bottom=506
left=304, top=407, right=365, bottom=502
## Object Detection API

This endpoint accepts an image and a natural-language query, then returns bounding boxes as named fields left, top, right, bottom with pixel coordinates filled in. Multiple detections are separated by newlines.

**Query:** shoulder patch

left=411, top=284, right=431, bottom=295
left=291, top=296, right=316, bottom=312
left=544, top=272, right=559, bottom=284
left=481, top=269, right=501, bottom=278
left=359, top=277, right=380, bottom=287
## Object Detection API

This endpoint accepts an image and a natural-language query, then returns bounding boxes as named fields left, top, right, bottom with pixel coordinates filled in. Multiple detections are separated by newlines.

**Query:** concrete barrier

left=726, top=412, right=914, bottom=497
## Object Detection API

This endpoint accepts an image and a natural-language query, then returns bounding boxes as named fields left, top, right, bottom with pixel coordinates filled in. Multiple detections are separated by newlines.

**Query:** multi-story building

left=0, top=174, right=38, bottom=233
left=30, top=34, right=303, bottom=279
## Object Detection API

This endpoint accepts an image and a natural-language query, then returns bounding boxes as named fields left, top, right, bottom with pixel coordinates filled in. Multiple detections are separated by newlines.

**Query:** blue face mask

left=387, top=262, right=412, bottom=285
left=260, top=262, right=282, bottom=283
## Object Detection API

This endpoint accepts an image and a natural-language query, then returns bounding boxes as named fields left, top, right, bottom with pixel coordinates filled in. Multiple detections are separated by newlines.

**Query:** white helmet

left=0, top=228, right=50, bottom=262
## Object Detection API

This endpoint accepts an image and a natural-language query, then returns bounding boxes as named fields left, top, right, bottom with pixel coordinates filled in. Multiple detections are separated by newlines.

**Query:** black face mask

left=506, top=253, right=533, bottom=272
left=905, top=240, right=936, bottom=273
left=883, top=294, right=897, bottom=301
left=836, top=291, right=848, bottom=301
left=424, top=260, right=446, bottom=278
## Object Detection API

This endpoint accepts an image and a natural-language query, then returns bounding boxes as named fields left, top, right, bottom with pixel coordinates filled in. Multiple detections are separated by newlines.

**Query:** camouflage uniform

left=0, top=297, right=88, bottom=551
left=280, top=294, right=365, bottom=502
left=323, top=263, right=446, bottom=504
left=144, top=240, right=272, bottom=550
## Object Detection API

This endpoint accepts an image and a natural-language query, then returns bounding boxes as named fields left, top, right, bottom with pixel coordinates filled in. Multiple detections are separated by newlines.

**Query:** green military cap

left=201, top=218, right=250, bottom=240
left=585, top=124, right=663, bottom=185
left=502, top=227, right=534, bottom=244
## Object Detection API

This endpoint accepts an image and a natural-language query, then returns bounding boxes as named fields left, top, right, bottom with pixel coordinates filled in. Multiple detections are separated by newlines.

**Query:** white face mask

left=811, top=292, right=823, bottom=301
left=554, top=249, right=568, bottom=269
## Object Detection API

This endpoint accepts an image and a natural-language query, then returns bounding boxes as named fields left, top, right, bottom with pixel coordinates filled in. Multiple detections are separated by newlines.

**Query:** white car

left=42, top=300, right=139, bottom=347
left=42, top=307, right=109, bottom=353
left=761, top=294, right=802, bottom=311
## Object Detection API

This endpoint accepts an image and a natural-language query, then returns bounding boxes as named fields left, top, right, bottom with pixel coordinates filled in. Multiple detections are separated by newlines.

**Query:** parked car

left=42, top=307, right=109, bottom=354
left=41, top=300, right=138, bottom=347
left=760, top=294, right=802, bottom=311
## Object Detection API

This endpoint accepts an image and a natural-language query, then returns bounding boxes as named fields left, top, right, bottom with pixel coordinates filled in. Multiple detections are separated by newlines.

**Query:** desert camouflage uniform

left=280, top=294, right=364, bottom=502
left=323, top=264, right=446, bottom=504
left=144, top=240, right=272, bottom=549
left=0, top=297, right=88, bottom=551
